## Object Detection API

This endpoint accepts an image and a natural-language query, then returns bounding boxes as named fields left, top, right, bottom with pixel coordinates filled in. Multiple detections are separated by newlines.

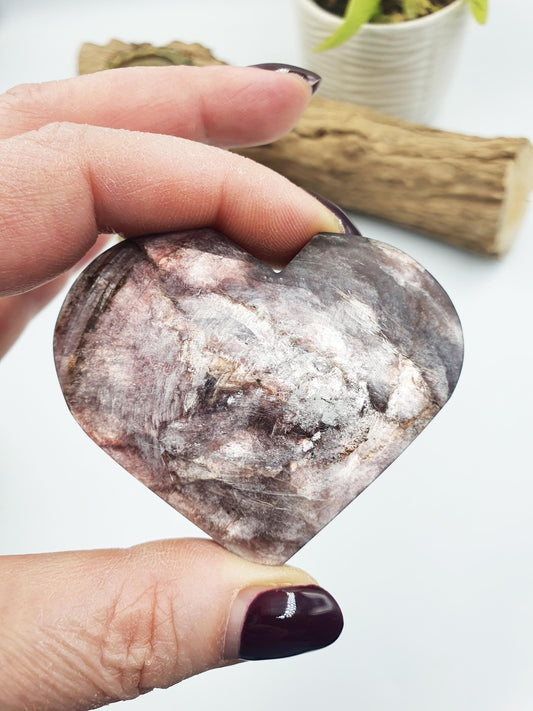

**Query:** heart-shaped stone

left=54, top=229, right=463, bottom=564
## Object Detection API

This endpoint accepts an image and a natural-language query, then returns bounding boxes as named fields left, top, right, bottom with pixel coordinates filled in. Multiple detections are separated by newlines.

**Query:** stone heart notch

left=54, top=230, right=463, bottom=565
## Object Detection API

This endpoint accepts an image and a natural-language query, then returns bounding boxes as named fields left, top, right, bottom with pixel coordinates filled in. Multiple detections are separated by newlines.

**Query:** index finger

left=0, top=65, right=315, bottom=147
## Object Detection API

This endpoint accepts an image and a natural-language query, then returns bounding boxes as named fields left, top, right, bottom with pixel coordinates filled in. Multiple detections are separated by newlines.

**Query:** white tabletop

left=1, top=1, right=532, bottom=710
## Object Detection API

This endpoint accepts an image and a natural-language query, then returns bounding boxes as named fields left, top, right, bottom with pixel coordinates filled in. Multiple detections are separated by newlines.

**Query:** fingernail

left=309, top=191, right=362, bottom=236
left=225, top=585, right=343, bottom=661
left=250, top=63, right=322, bottom=94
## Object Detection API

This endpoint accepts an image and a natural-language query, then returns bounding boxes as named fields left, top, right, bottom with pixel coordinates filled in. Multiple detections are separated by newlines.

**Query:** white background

left=0, top=1, right=532, bottom=709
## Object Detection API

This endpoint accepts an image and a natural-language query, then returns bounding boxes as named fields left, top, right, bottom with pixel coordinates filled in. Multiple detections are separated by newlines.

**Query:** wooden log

left=239, top=100, right=533, bottom=256
left=79, top=41, right=533, bottom=257
left=78, top=39, right=225, bottom=74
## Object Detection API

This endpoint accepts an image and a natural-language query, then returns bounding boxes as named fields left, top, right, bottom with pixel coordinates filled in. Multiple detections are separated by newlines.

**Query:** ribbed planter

left=294, top=0, right=469, bottom=123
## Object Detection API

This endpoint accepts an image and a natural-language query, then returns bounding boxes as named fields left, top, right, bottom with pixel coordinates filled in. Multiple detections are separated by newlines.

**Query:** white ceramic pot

left=294, top=0, right=469, bottom=123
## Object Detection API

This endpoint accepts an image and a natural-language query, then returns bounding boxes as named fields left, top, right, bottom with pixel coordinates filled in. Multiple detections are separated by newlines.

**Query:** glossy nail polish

left=238, top=585, right=343, bottom=660
left=309, top=191, right=362, bottom=236
left=250, top=63, right=322, bottom=94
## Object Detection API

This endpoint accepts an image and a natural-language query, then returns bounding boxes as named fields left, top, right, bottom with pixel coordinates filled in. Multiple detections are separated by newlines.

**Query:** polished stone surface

left=54, top=229, right=463, bottom=564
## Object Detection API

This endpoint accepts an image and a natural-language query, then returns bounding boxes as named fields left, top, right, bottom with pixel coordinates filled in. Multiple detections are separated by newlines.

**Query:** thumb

left=0, top=539, right=343, bottom=711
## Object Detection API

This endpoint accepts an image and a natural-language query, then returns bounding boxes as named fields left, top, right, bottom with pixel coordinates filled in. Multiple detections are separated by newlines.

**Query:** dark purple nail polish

left=239, top=585, right=343, bottom=660
left=309, top=191, right=362, bottom=235
left=250, top=63, right=322, bottom=94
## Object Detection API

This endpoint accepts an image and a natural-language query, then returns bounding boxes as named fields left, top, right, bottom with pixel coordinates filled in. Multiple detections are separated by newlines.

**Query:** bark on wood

left=79, top=41, right=533, bottom=257
left=239, top=100, right=533, bottom=256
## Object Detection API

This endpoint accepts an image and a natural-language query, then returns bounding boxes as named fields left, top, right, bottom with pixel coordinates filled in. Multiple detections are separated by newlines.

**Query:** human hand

left=0, top=65, right=344, bottom=710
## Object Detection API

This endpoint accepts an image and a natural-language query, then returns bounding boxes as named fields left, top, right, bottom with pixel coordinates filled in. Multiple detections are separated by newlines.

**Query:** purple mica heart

left=54, top=230, right=463, bottom=564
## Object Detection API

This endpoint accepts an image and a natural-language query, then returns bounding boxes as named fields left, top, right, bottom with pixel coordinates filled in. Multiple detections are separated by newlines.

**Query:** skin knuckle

left=27, top=120, right=87, bottom=147
left=97, top=578, right=179, bottom=699
left=17, top=122, right=91, bottom=176
left=0, top=81, right=47, bottom=118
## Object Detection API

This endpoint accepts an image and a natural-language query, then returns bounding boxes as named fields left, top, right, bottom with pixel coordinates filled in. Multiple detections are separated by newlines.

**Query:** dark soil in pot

left=314, top=0, right=456, bottom=21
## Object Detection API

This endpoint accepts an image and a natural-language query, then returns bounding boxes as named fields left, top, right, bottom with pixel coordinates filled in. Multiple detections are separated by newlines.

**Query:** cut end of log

left=78, top=40, right=224, bottom=75
left=495, top=141, right=533, bottom=257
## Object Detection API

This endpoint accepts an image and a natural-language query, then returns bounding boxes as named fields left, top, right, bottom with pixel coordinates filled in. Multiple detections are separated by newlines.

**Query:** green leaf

left=314, top=0, right=381, bottom=52
left=469, top=0, right=488, bottom=24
